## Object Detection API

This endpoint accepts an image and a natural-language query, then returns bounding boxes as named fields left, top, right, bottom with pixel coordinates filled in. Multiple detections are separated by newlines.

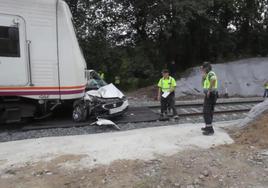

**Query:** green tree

left=65, top=0, right=268, bottom=90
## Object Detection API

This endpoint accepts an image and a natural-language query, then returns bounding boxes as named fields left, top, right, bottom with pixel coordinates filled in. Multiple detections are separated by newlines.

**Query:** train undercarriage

left=0, top=97, right=61, bottom=124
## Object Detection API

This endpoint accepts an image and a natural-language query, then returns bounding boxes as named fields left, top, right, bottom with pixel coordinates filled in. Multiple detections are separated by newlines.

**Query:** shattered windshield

left=86, top=71, right=107, bottom=89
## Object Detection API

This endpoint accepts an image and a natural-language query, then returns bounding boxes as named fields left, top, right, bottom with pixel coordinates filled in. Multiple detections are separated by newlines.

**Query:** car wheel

left=72, top=103, right=87, bottom=122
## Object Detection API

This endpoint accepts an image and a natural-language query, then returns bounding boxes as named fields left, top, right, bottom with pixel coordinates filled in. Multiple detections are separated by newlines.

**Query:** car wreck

left=72, top=70, right=129, bottom=122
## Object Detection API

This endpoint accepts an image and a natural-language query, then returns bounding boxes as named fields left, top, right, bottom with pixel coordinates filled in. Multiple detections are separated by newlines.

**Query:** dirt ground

left=127, top=85, right=202, bottom=101
left=1, top=113, right=268, bottom=188
left=126, top=85, right=158, bottom=100
left=231, top=112, right=268, bottom=149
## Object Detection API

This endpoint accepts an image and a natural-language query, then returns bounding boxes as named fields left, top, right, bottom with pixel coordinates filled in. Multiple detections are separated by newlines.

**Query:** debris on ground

left=91, top=118, right=121, bottom=130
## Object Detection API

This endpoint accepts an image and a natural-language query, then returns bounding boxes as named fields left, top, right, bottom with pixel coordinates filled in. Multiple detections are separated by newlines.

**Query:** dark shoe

left=159, top=113, right=169, bottom=121
left=167, top=108, right=172, bottom=115
left=202, top=124, right=213, bottom=131
left=201, top=127, right=209, bottom=131
left=160, top=113, right=167, bottom=118
left=202, top=127, right=214, bottom=136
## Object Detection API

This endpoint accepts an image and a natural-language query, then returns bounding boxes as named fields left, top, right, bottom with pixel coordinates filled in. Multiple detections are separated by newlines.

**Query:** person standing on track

left=201, top=62, right=218, bottom=135
left=157, top=69, right=178, bottom=119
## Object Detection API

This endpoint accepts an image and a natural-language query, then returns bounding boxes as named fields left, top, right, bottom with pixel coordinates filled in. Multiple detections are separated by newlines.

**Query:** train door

left=0, top=14, right=28, bottom=86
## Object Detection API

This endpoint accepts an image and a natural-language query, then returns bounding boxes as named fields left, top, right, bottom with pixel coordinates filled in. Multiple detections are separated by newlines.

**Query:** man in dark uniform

left=201, top=62, right=218, bottom=135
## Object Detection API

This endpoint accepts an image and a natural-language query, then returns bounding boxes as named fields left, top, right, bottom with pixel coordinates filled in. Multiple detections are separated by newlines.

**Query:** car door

left=0, top=14, right=28, bottom=86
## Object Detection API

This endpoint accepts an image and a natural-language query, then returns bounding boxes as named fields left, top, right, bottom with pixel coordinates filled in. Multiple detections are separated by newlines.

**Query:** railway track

left=148, top=99, right=263, bottom=117
left=0, top=98, right=264, bottom=132
left=0, top=97, right=264, bottom=142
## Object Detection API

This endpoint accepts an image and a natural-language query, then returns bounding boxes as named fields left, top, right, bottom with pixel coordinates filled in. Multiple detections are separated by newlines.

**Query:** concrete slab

left=0, top=121, right=234, bottom=172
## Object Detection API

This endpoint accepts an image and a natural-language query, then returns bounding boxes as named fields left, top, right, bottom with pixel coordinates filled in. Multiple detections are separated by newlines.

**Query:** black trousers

left=161, top=92, right=177, bottom=115
left=264, top=89, right=268, bottom=98
left=203, top=92, right=218, bottom=125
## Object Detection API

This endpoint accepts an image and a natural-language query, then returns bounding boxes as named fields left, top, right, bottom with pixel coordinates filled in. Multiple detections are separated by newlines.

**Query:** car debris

left=72, top=70, right=129, bottom=122
left=90, top=118, right=121, bottom=130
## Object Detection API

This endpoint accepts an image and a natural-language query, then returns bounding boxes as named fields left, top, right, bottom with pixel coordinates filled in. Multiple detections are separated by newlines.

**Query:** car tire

left=72, top=103, right=87, bottom=122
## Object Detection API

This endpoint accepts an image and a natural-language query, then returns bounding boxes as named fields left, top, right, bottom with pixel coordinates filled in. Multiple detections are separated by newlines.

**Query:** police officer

left=201, top=62, right=218, bottom=135
left=99, top=71, right=105, bottom=80
left=114, top=76, right=121, bottom=88
left=157, top=69, right=178, bottom=119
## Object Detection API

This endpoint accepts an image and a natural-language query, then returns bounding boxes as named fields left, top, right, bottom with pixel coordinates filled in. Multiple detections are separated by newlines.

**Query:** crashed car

left=72, top=70, right=129, bottom=122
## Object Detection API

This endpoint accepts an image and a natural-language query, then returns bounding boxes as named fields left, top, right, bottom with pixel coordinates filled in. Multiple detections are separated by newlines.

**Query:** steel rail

left=177, top=108, right=250, bottom=117
left=20, top=107, right=252, bottom=131
left=147, top=99, right=263, bottom=109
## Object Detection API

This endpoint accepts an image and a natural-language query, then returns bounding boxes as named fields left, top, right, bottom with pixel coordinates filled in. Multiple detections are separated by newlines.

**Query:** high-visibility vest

left=115, top=76, right=120, bottom=84
left=265, top=83, right=268, bottom=89
left=99, top=72, right=105, bottom=80
left=159, top=76, right=176, bottom=92
left=203, top=71, right=218, bottom=90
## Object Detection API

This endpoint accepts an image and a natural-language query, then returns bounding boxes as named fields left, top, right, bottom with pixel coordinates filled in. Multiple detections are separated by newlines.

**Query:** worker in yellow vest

left=114, top=76, right=121, bottom=88
left=201, top=62, right=218, bottom=135
left=99, top=71, right=105, bottom=80
left=264, top=81, right=268, bottom=98
left=157, top=69, right=178, bottom=119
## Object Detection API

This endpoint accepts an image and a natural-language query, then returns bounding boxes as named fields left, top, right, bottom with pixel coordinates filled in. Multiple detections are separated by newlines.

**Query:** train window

left=0, top=26, right=20, bottom=57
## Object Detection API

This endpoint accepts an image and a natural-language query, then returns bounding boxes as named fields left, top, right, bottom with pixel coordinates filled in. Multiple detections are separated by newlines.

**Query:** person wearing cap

left=201, top=62, right=218, bottom=135
left=157, top=69, right=178, bottom=119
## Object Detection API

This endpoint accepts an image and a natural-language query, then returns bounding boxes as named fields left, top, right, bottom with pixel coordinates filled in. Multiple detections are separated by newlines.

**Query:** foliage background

left=65, top=0, right=268, bottom=90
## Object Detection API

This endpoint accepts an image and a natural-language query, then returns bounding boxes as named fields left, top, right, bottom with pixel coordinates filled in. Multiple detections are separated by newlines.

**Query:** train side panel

left=0, top=0, right=87, bottom=123
left=0, top=0, right=87, bottom=100
left=57, top=1, right=87, bottom=100
left=0, top=0, right=60, bottom=99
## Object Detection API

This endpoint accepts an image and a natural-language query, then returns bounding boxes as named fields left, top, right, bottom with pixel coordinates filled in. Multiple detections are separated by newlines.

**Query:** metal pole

left=27, top=40, right=34, bottom=86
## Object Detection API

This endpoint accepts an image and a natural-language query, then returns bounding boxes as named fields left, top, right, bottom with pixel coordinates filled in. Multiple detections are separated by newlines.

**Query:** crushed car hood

left=86, top=84, right=125, bottom=99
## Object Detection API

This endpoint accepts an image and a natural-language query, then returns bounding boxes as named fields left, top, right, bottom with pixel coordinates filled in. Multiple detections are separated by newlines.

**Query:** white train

left=0, top=0, right=87, bottom=123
